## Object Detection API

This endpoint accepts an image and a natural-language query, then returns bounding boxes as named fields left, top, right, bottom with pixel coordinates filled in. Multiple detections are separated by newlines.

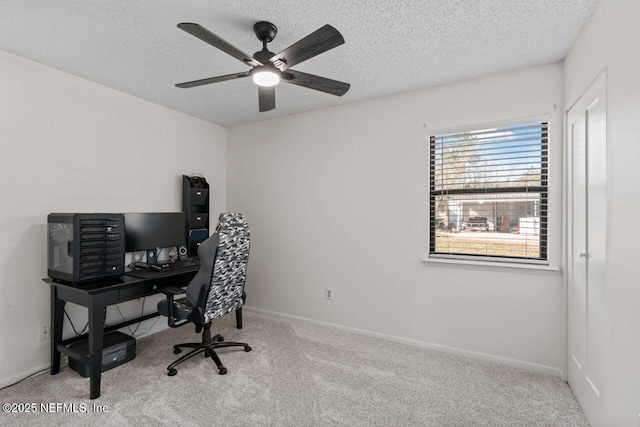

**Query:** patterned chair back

left=203, top=212, right=251, bottom=323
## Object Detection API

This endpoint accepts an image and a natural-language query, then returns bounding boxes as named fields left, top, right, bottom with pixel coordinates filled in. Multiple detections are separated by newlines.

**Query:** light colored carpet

left=0, top=312, right=588, bottom=426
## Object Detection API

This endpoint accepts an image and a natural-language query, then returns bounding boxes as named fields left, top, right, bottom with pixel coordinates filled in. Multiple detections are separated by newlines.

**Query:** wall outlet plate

left=39, top=324, right=49, bottom=341
left=325, top=288, right=333, bottom=300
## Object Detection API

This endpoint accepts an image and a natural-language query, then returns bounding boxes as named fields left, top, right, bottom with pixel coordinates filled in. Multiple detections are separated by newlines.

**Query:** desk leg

left=236, top=291, right=246, bottom=329
left=51, top=287, right=65, bottom=375
left=235, top=308, right=243, bottom=329
left=88, top=298, right=105, bottom=399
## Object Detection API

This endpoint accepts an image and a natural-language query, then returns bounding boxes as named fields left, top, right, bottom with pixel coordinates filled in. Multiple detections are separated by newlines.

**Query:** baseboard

left=0, top=362, right=52, bottom=390
left=244, top=306, right=564, bottom=379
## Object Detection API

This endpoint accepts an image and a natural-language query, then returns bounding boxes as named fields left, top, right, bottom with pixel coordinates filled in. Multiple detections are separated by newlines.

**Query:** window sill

left=422, top=256, right=560, bottom=272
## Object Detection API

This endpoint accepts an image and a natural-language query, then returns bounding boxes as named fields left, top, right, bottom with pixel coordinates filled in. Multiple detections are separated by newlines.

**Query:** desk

left=45, top=267, right=199, bottom=399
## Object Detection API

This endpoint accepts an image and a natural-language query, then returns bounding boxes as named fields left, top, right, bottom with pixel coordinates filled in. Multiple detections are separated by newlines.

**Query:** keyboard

left=149, top=258, right=200, bottom=272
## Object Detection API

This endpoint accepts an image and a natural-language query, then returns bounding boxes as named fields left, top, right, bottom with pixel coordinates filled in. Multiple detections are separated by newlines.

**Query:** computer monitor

left=124, top=212, right=185, bottom=253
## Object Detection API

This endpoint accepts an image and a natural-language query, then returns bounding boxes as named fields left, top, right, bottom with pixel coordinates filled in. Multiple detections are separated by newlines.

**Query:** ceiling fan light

left=252, top=70, right=280, bottom=87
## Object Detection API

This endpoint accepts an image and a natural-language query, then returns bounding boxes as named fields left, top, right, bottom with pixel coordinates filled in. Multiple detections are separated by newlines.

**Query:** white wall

left=0, top=51, right=227, bottom=387
left=228, top=63, right=565, bottom=375
left=564, top=0, right=640, bottom=425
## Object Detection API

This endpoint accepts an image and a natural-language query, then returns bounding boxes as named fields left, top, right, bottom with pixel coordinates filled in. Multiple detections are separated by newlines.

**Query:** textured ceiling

left=0, top=0, right=597, bottom=127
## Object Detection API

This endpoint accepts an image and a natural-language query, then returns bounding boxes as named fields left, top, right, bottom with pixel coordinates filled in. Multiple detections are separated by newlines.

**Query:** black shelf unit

left=182, top=175, right=210, bottom=257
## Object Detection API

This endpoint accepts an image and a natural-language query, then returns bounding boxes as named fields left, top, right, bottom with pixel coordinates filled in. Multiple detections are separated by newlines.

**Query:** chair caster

left=244, top=345, right=252, bottom=352
left=173, top=348, right=182, bottom=354
left=168, top=368, right=177, bottom=376
left=218, top=367, right=227, bottom=375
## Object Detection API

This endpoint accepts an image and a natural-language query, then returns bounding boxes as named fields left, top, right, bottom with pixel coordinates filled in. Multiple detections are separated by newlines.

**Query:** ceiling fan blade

left=176, top=72, right=250, bottom=88
left=177, top=23, right=262, bottom=67
left=258, top=86, right=276, bottom=112
left=282, top=70, right=350, bottom=96
left=269, top=25, right=344, bottom=71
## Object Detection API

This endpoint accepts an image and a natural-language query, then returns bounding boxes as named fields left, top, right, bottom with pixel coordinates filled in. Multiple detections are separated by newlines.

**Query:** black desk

left=45, top=267, right=199, bottom=399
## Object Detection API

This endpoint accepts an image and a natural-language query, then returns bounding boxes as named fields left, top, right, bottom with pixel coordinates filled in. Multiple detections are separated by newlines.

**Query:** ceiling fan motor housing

left=253, top=49, right=276, bottom=64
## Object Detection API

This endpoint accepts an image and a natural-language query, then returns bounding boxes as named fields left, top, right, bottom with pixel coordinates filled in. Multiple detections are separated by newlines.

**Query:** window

left=429, top=122, right=548, bottom=263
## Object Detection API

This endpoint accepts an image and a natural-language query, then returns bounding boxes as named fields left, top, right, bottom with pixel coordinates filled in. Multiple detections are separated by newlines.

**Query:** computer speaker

left=177, top=245, right=188, bottom=261
left=146, top=249, right=158, bottom=265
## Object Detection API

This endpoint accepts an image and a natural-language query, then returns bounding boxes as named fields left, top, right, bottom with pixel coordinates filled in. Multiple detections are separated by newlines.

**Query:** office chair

left=157, top=212, right=251, bottom=376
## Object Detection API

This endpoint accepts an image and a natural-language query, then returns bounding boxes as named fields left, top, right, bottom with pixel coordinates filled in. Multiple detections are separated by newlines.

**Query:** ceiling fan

left=175, top=21, right=350, bottom=112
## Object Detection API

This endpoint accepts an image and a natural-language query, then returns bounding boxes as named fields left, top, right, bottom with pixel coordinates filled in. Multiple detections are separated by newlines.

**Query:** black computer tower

left=47, top=213, right=125, bottom=283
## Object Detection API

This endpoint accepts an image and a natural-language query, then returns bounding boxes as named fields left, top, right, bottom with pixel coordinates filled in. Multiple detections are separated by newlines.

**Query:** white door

left=567, top=71, right=607, bottom=427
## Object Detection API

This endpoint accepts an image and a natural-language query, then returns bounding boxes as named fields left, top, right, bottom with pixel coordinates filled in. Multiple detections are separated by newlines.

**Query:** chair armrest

left=159, top=287, right=188, bottom=328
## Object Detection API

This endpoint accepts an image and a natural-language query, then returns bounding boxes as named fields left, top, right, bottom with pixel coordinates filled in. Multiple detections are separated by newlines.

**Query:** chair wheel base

left=164, top=323, right=250, bottom=377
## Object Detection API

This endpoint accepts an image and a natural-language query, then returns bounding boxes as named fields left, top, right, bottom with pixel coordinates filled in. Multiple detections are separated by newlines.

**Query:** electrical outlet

left=325, top=288, right=333, bottom=300
left=39, top=324, right=49, bottom=341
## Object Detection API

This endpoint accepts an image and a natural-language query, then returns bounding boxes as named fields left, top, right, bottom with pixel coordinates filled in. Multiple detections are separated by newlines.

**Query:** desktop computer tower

left=68, top=331, right=136, bottom=377
left=48, top=213, right=125, bottom=283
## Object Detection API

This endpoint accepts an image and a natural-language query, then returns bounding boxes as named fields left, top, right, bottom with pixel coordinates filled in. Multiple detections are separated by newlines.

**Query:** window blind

left=429, top=122, right=548, bottom=262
